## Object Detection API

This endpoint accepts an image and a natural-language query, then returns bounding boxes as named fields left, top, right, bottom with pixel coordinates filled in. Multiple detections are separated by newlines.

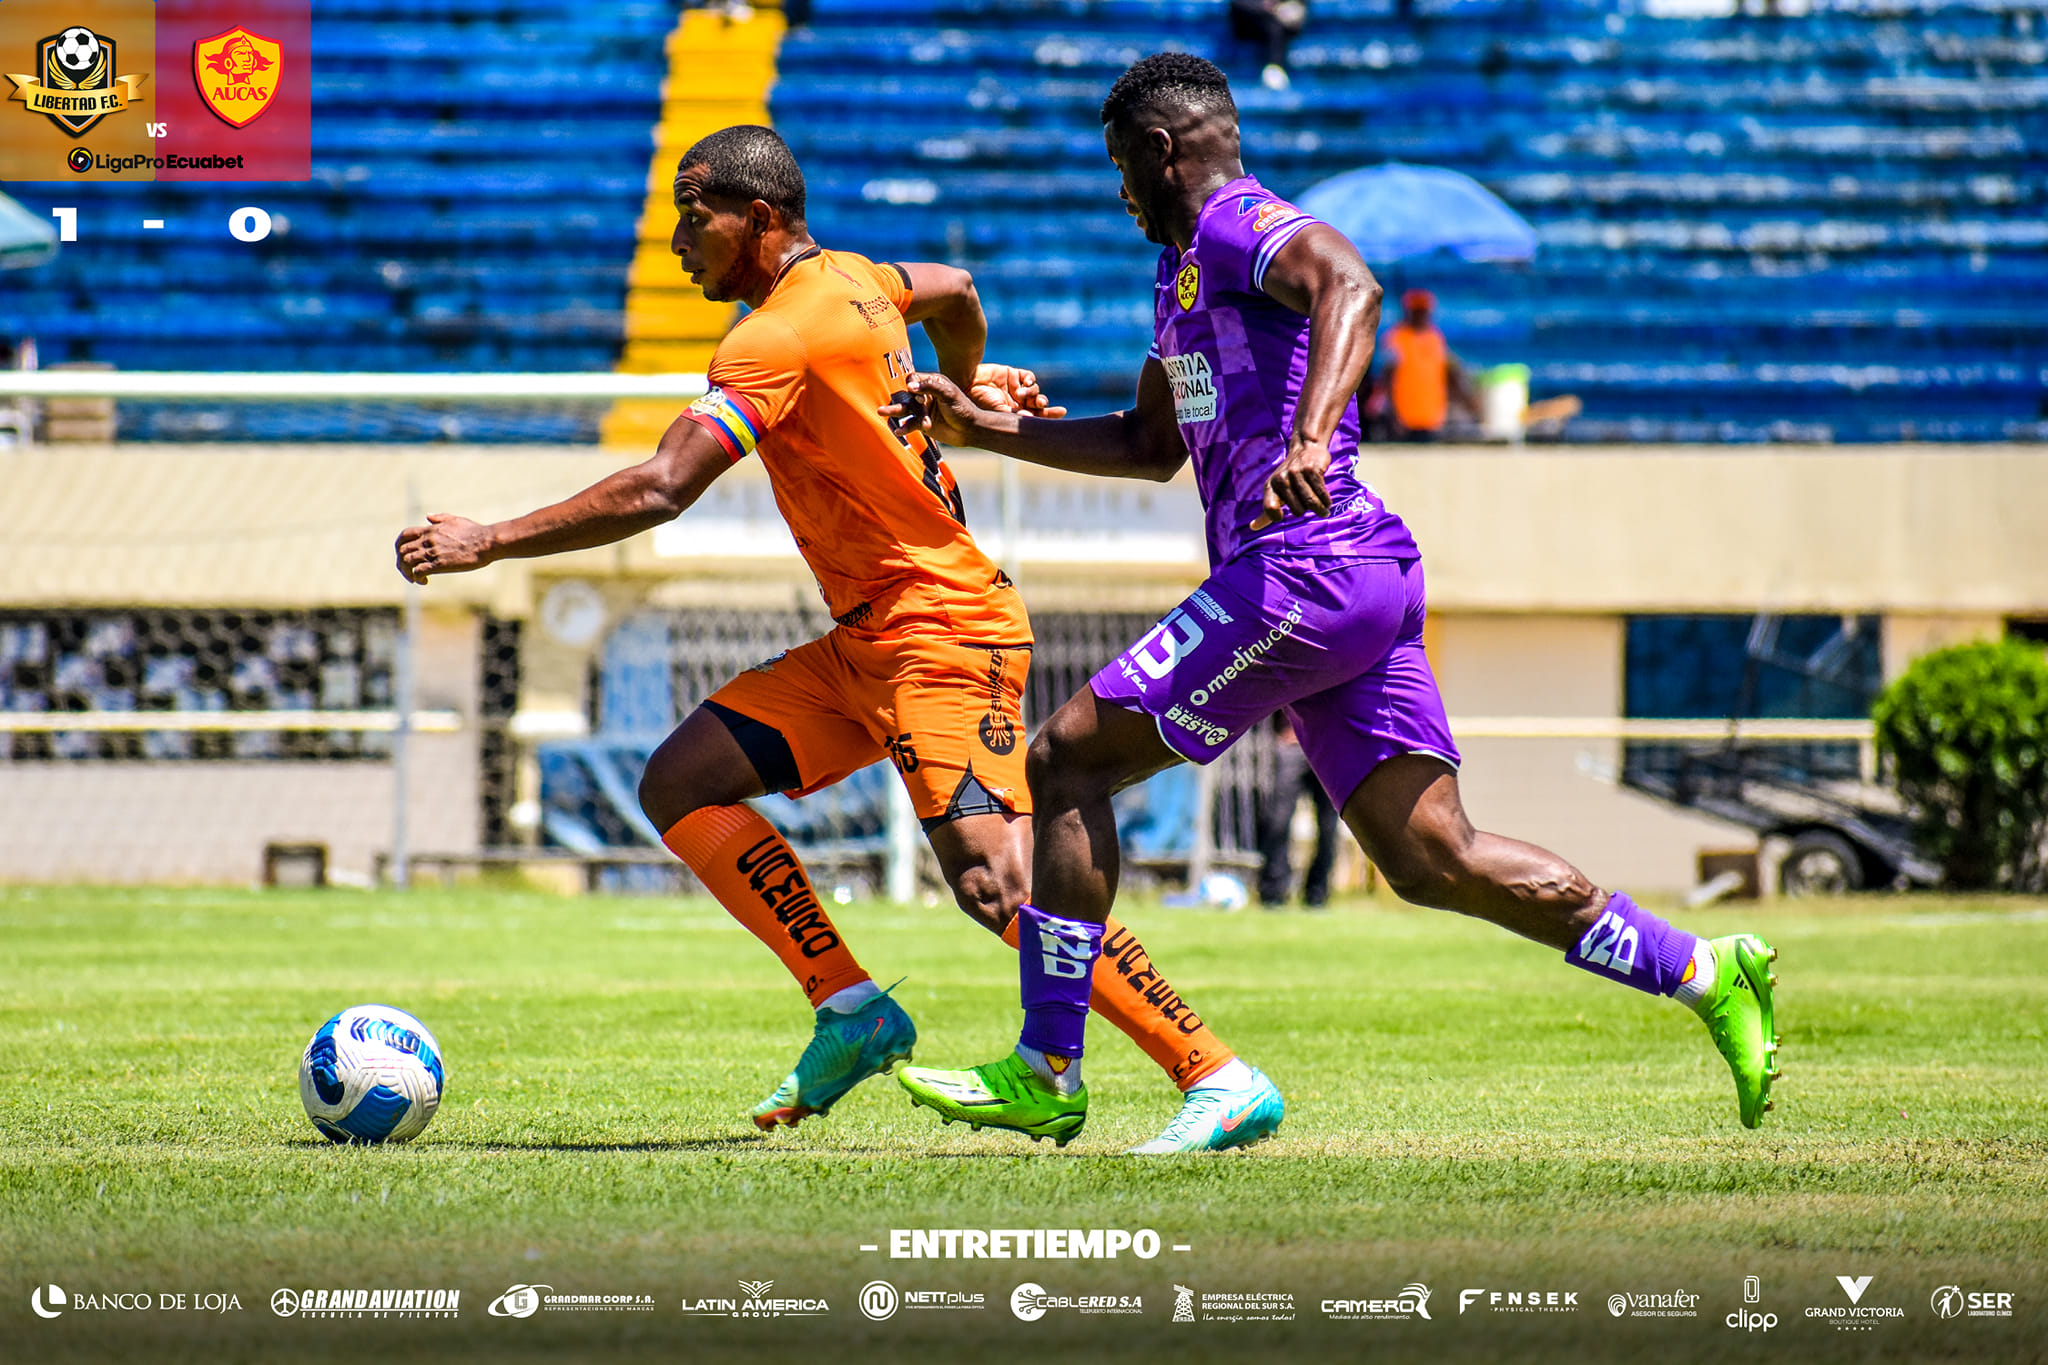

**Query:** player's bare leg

left=1342, top=754, right=1781, bottom=1127
left=640, top=708, right=905, bottom=1130
left=901, top=689, right=1288, bottom=1151
left=1337, top=753, right=1602, bottom=949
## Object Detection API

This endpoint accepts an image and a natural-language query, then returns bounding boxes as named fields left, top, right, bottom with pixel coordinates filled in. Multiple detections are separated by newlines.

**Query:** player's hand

left=394, top=513, right=495, bottom=583
left=1249, top=434, right=1333, bottom=531
left=881, top=371, right=984, bottom=447
left=970, top=363, right=1067, bottom=419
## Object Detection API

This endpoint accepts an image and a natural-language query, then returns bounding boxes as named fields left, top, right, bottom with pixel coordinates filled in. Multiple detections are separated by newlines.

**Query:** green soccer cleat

left=1693, top=933, right=1782, bottom=1129
left=751, top=988, right=917, bottom=1131
left=897, top=1052, right=1088, bottom=1147
left=1129, top=1067, right=1285, bottom=1154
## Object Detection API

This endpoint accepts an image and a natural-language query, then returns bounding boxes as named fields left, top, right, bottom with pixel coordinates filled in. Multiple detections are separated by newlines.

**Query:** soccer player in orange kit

left=394, top=126, right=1280, bottom=1149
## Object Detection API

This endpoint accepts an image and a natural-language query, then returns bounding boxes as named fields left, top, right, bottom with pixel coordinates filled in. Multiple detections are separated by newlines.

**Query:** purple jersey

left=1151, top=176, right=1419, bottom=569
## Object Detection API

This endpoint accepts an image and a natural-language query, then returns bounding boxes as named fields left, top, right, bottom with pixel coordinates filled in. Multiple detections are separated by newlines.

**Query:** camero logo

left=8, top=28, right=148, bottom=138
left=194, top=27, right=282, bottom=128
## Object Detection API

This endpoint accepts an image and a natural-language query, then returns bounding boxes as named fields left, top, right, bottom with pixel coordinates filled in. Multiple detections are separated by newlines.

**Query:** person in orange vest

left=1376, top=289, right=1481, bottom=441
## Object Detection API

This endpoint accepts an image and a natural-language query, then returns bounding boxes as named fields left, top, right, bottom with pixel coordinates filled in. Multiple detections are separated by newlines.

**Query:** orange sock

left=1003, top=913, right=1234, bottom=1090
left=663, top=805, right=871, bottom=1008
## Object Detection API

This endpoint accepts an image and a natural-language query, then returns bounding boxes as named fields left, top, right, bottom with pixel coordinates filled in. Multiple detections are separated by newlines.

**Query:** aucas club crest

left=194, top=25, right=282, bottom=128
left=8, top=28, right=148, bottom=137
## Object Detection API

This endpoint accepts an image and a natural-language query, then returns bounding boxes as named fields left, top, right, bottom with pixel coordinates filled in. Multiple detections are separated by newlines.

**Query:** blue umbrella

left=0, top=192, right=59, bottom=270
left=1295, top=163, right=1536, bottom=265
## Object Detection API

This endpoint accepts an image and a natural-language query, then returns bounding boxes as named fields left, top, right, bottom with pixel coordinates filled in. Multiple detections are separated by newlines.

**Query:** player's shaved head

left=1099, top=54, right=1244, bottom=250
left=1100, top=52, right=1238, bottom=134
left=679, top=124, right=806, bottom=226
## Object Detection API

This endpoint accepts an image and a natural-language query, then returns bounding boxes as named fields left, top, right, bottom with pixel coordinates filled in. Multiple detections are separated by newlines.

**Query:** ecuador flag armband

left=685, top=387, right=764, bottom=461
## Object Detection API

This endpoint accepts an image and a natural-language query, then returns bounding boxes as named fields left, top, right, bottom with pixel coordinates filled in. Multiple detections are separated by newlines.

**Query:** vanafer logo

left=1606, top=1288, right=1699, bottom=1319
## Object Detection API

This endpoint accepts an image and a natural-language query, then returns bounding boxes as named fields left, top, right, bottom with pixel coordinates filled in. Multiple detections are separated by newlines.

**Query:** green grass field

left=4, top=884, right=2046, bottom=1364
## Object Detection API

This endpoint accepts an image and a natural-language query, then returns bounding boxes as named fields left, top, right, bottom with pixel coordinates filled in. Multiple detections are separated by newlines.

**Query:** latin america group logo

left=7, top=28, right=148, bottom=137
left=194, top=25, right=282, bottom=128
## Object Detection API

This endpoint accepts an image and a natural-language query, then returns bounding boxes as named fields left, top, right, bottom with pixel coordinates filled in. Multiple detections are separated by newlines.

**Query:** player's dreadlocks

left=680, top=125, right=806, bottom=225
left=1099, top=52, right=1238, bottom=129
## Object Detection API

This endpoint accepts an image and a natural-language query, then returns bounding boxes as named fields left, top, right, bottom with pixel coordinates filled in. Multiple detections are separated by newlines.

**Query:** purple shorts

left=1090, top=554, right=1460, bottom=807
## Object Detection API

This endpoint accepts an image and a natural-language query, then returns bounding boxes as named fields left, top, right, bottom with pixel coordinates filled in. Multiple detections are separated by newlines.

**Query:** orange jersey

left=682, top=248, right=1029, bottom=645
left=1385, top=322, right=1450, bottom=432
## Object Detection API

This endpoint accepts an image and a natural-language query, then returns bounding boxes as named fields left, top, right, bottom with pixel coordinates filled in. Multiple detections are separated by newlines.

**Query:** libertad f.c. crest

left=7, top=28, right=148, bottom=137
left=194, top=26, right=283, bottom=128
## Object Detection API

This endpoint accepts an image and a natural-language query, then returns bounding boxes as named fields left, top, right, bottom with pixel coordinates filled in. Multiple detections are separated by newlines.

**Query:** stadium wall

left=3, top=443, right=2041, bottom=890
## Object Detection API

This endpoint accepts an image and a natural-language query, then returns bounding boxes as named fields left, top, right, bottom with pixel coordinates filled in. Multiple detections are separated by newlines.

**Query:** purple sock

left=1566, top=891, right=1699, bottom=997
left=1016, top=902, right=1102, bottom=1058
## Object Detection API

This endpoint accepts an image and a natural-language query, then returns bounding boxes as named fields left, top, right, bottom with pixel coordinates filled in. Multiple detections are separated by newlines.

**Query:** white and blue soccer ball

left=299, top=1005, right=445, bottom=1144
left=53, top=28, right=102, bottom=74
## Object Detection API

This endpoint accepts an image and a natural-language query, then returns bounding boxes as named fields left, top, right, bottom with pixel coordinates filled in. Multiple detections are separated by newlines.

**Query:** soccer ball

left=52, top=28, right=101, bottom=74
left=298, top=1005, right=446, bottom=1144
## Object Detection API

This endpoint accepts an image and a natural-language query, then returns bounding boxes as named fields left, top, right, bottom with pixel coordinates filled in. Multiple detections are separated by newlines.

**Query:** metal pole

left=885, top=776, right=917, bottom=906
left=1187, top=761, right=1217, bottom=893
left=391, top=480, right=421, bottom=889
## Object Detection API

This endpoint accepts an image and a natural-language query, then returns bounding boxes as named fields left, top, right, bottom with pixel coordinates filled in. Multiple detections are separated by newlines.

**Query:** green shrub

left=1872, top=639, right=2048, bottom=890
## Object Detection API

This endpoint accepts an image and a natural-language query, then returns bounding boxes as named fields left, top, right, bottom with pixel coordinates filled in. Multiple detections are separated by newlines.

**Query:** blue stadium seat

left=774, top=0, right=2048, bottom=440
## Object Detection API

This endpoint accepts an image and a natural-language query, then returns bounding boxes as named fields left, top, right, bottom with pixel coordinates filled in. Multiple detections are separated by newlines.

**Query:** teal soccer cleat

left=751, top=988, right=917, bottom=1130
left=1129, top=1067, right=1285, bottom=1154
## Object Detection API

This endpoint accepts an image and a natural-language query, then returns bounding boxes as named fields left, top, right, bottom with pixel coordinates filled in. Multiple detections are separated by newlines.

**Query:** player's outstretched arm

left=883, top=361, right=1186, bottom=482
left=393, top=417, right=732, bottom=583
left=1251, top=224, right=1384, bottom=527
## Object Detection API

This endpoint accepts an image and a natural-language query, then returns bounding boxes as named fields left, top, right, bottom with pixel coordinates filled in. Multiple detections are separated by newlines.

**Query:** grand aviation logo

left=194, top=26, right=282, bottom=128
left=7, top=28, right=147, bottom=137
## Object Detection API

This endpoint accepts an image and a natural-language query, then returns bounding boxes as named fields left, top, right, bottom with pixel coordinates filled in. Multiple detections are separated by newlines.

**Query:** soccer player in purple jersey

left=889, top=54, right=1780, bottom=1151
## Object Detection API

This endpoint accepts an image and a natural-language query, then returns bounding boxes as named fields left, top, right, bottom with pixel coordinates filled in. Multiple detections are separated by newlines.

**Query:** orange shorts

left=705, top=629, right=1032, bottom=827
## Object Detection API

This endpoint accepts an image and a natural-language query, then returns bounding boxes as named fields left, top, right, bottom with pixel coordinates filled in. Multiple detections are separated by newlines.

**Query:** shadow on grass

left=278, top=1135, right=774, bottom=1152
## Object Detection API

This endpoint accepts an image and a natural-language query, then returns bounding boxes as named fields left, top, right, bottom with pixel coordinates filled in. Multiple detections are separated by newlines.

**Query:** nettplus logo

left=858, top=1281, right=898, bottom=1322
